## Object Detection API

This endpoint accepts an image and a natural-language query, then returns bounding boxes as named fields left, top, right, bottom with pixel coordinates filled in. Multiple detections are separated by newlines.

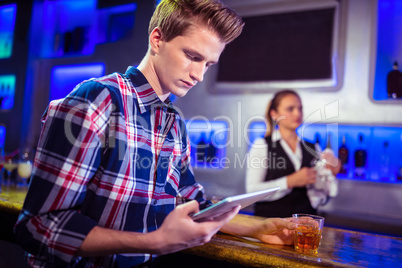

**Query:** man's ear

left=149, top=27, right=163, bottom=55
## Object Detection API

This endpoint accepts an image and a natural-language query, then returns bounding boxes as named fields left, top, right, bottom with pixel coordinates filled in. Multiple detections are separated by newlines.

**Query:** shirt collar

left=125, top=66, right=178, bottom=115
left=273, top=129, right=302, bottom=165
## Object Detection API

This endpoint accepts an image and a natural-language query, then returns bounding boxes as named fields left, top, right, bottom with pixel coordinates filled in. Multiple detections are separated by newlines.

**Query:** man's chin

left=174, top=90, right=189, bottom=98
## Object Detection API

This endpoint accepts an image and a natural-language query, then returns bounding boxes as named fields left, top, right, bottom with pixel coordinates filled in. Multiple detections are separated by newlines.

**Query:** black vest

left=254, top=136, right=317, bottom=218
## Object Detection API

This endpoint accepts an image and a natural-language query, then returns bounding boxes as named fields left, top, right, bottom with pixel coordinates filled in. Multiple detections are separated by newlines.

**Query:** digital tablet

left=191, top=186, right=280, bottom=222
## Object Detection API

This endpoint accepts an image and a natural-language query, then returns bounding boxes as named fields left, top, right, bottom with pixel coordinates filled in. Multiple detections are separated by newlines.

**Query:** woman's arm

left=245, top=139, right=291, bottom=201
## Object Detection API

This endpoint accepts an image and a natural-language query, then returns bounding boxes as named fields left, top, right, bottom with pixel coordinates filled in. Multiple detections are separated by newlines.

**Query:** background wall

left=23, top=0, right=154, bottom=149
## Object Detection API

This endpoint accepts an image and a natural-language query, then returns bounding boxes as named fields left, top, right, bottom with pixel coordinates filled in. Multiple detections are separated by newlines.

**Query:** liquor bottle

left=354, top=133, right=367, bottom=178
left=314, top=133, right=322, bottom=153
left=379, top=141, right=390, bottom=181
left=326, top=132, right=333, bottom=151
left=64, top=31, right=73, bottom=53
left=338, top=135, right=349, bottom=175
left=387, top=61, right=401, bottom=99
left=397, top=154, right=402, bottom=181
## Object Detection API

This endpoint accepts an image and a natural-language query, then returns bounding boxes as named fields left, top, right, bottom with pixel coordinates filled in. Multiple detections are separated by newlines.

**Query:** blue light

left=186, top=120, right=229, bottom=169
left=40, top=1, right=137, bottom=58
left=0, top=125, right=5, bottom=147
left=0, top=4, right=17, bottom=59
left=0, top=75, right=16, bottom=110
left=107, top=4, right=136, bottom=43
left=247, top=121, right=267, bottom=147
left=41, top=0, right=97, bottom=57
left=373, top=0, right=402, bottom=100
left=50, top=63, right=105, bottom=101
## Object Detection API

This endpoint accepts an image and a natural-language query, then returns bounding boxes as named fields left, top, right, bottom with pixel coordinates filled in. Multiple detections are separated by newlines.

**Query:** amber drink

left=292, top=214, right=324, bottom=255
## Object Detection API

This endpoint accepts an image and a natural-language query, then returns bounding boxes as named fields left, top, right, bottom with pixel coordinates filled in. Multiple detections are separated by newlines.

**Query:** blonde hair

left=149, top=0, right=244, bottom=43
left=265, top=90, right=301, bottom=137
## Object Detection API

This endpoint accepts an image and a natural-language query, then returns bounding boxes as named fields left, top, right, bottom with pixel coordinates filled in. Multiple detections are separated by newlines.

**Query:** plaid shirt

left=15, top=66, right=206, bottom=267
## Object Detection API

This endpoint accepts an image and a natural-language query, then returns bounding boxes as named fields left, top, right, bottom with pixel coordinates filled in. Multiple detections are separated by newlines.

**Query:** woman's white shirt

left=245, top=131, right=337, bottom=208
left=245, top=130, right=301, bottom=202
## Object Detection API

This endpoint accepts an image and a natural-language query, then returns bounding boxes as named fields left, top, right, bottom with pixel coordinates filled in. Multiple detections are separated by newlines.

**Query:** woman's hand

left=287, top=167, right=316, bottom=188
left=321, top=150, right=341, bottom=175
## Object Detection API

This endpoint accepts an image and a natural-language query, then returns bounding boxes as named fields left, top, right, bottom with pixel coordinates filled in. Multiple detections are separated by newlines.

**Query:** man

left=15, top=0, right=295, bottom=267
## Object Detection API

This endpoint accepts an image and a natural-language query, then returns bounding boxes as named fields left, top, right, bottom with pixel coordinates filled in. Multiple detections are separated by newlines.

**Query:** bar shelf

left=248, top=121, right=402, bottom=184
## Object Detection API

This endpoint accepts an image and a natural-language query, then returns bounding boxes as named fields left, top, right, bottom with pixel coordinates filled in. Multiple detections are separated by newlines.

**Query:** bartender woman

left=246, top=90, right=340, bottom=218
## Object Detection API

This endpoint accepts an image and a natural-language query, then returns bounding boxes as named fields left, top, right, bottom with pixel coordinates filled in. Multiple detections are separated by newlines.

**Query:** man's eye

left=186, top=53, right=200, bottom=61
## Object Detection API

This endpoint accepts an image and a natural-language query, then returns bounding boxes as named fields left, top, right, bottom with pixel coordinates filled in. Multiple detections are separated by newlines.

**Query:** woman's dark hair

left=265, top=90, right=301, bottom=137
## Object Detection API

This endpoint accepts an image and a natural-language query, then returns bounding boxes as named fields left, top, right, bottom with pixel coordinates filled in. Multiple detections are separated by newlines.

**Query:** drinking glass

left=292, top=214, right=325, bottom=255
left=3, top=155, right=18, bottom=190
left=17, top=148, right=34, bottom=187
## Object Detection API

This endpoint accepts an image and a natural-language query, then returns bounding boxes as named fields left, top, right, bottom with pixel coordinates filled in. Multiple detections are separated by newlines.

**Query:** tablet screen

left=191, top=187, right=280, bottom=222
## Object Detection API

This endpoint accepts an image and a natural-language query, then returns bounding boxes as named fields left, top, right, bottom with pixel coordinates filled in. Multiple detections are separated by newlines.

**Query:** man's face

left=153, top=23, right=226, bottom=97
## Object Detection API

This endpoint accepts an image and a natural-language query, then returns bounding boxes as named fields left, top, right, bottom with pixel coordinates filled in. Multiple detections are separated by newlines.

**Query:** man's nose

left=190, top=63, right=206, bottom=82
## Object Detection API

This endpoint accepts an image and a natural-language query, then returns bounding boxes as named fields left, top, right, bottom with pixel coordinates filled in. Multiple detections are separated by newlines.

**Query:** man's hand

left=252, top=217, right=295, bottom=245
left=77, top=200, right=239, bottom=257
left=152, top=200, right=240, bottom=255
left=220, top=214, right=296, bottom=245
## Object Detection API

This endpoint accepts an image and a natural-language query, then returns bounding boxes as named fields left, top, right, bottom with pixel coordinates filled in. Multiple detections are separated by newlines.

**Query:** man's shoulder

left=93, top=72, right=122, bottom=89
left=71, top=72, right=125, bottom=101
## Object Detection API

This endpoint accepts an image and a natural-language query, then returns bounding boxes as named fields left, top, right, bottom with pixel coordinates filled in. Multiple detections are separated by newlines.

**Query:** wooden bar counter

left=177, top=225, right=402, bottom=267
left=0, top=186, right=27, bottom=243
left=1, top=188, right=401, bottom=267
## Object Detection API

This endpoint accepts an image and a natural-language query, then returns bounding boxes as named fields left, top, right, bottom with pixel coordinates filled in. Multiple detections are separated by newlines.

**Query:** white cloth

left=245, top=130, right=338, bottom=209
left=308, top=149, right=339, bottom=208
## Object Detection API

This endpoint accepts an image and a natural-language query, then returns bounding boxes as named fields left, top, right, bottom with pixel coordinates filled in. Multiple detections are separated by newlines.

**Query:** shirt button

left=153, top=200, right=158, bottom=205
left=157, top=125, right=162, bottom=130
